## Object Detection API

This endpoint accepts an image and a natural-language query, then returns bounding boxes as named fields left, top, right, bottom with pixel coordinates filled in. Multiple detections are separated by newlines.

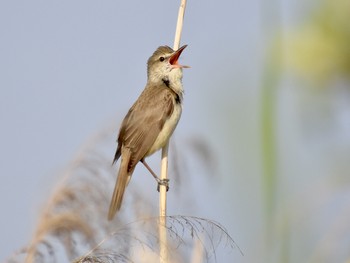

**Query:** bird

left=108, top=45, right=188, bottom=220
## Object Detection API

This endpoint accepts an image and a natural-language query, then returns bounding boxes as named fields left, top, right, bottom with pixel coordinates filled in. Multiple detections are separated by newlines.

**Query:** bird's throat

left=162, top=77, right=170, bottom=88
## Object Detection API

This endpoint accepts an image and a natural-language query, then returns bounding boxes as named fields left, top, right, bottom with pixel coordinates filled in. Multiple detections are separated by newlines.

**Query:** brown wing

left=117, top=85, right=175, bottom=171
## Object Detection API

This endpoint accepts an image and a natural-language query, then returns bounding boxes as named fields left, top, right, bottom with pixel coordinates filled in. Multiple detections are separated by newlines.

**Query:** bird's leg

left=141, top=159, right=169, bottom=192
left=140, top=159, right=159, bottom=181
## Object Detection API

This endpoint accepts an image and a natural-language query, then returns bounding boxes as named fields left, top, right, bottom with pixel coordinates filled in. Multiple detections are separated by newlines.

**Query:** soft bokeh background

left=1, top=0, right=350, bottom=262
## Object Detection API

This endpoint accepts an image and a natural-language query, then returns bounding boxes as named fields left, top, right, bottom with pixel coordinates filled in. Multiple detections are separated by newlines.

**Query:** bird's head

left=147, top=45, right=188, bottom=84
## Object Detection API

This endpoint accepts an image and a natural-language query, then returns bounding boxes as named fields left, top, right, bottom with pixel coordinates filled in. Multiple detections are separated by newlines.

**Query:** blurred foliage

left=260, top=1, right=350, bottom=262
left=283, top=0, right=350, bottom=81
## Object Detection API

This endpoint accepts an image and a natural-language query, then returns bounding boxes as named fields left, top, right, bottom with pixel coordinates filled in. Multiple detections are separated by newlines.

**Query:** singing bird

left=108, top=45, right=188, bottom=220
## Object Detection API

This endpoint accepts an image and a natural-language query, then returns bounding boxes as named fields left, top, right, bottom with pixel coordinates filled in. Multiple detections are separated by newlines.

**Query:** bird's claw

left=157, top=178, right=170, bottom=192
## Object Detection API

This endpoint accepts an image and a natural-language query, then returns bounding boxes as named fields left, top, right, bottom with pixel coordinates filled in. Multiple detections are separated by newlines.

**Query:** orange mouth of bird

left=169, top=45, right=189, bottom=68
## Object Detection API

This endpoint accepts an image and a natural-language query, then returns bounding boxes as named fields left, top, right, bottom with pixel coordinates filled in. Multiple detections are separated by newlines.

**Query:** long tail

left=108, top=149, right=131, bottom=220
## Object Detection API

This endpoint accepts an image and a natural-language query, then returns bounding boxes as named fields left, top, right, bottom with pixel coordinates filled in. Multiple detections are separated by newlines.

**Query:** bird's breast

left=146, top=103, right=182, bottom=156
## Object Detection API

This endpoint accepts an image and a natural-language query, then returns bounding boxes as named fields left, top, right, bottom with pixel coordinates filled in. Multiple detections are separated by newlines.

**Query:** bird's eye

left=159, top=56, right=165, bottom=62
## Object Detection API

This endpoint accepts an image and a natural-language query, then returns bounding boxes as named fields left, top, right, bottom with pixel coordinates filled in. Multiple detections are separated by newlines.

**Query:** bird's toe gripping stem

left=157, top=178, right=170, bottom=192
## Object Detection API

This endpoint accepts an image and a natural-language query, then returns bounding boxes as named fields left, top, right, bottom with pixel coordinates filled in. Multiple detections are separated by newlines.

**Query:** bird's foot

left=157, top=178, right=170, bottom=192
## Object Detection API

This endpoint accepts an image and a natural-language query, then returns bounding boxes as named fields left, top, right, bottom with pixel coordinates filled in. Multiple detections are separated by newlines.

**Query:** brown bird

left=108, top=45, right=188, bottom=220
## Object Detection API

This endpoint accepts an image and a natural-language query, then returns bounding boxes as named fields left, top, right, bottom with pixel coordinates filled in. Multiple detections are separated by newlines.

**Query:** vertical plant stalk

left=159, top=0, right=187, bottom=262
left=159, top=143, right=169, bottom=263
left=260, top=1, right=283, bottom=261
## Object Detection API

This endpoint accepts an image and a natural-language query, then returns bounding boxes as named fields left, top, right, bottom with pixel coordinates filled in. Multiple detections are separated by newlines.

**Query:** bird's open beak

left=169, top=45, right=190, bottom=68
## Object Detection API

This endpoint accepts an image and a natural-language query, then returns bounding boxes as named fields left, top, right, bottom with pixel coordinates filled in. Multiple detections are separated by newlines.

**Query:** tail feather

left=108, top=149, right=131, bottom=220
